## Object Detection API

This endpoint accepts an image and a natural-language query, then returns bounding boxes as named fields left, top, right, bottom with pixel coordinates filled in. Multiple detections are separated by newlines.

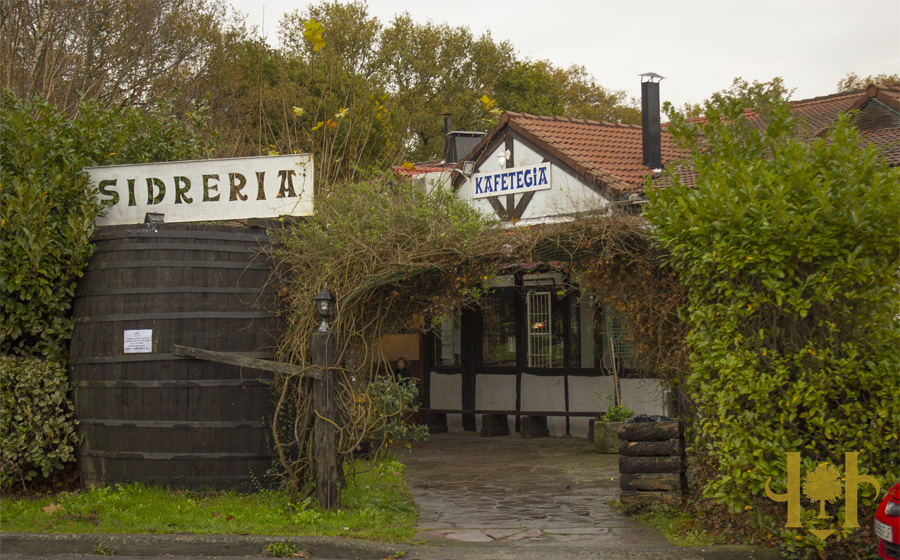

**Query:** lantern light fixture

left=313, top=286, right=335, bottom=331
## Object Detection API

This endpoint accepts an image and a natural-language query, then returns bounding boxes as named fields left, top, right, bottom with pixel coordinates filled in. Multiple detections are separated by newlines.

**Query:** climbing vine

left=268, top=180, right=687, bottom=501
left=268, top=174, right=511, bottom=499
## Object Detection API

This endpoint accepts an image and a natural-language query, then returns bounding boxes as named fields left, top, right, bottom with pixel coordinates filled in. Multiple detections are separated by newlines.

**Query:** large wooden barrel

left=68, top=223, right=281, bottom=491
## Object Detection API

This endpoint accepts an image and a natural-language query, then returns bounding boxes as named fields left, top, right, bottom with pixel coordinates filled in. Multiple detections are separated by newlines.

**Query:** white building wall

left=429, top=372, right=463, bottom=432
left=475, top=374, right=516, bottom=432
left=567, top=375, right=617, bottom=438
left=620, top=378, right=668, bottom=417
left=520, top=373, right=567, bottom=436
left=456, top=140, right=610, bottom=223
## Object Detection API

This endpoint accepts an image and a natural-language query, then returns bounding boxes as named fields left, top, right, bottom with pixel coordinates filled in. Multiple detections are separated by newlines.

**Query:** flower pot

left=593, top=420, right=622, bottom=454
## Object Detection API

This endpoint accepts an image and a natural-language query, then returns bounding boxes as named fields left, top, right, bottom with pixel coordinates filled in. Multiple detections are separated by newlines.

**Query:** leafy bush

left=1, top=356, right=79, bottom=489
left=0, top=92, right=214, bottom=361
left=366, top=375, right=429, bottom=454
left=601, top=405, right=635, bottom=423
left=646, top=92, right=899, bottom=556
left=270, top=174, right=499, bottom=498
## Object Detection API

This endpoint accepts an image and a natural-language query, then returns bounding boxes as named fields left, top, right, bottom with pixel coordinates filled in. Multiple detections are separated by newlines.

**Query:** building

left=397, top=80, right=899, bottom=437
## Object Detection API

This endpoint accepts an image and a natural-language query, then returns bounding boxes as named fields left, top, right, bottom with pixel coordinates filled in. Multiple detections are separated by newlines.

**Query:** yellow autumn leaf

left=292, top=106, right=306, bottom=117
left=401, top=161, right=415, bottom=170
left=303, top=19, right=325, bottom=51
left=311, top=121, right=324, bottom=131
left=334, top=107, right=349, bottom=119
left=325, top=118, right=338, bottom=129
left=479, top=94, right=497, bottom=110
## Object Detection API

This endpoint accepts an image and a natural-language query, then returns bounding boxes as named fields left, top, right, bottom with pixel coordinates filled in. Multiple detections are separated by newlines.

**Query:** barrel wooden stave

left=69, top=224, right=280, bottom=491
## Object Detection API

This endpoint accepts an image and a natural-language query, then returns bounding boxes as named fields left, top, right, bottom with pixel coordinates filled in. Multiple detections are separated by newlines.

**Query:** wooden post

left=312, top=328, right=340, bottom=510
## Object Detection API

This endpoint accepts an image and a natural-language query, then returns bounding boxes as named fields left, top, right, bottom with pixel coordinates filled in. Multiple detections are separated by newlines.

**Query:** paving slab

left=398, top=432, right=781, bottom=560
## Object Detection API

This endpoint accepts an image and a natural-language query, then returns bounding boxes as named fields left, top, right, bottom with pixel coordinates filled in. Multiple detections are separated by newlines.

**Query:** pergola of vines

left=267, top=176, right=686, bottom=499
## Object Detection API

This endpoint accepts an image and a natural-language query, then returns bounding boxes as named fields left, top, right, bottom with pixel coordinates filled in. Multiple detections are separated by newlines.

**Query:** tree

left=674, top=77, right=792, bottom=119
left=0, top=0, right=227, bottom=112
left=646, top=86, right=899, bottom=552
left=375, top=13, right=514, bottom=161
left=836, top=71, right=900, bottom=92
left=0, top=93, right=214, bottom=360
left=277, top=3, right=409, bottom=188
left=494, top=60, right=640, bottom=124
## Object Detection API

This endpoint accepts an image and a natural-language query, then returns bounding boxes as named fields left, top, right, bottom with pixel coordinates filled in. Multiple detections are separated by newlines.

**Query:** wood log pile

left=617, top=420, right=684, bottom=507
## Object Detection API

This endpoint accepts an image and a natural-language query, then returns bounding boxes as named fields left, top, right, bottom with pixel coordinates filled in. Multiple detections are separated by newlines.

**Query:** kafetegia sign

left=86, top=154, right=313, bottom=226
left=471, top=162, right=551, bottom=200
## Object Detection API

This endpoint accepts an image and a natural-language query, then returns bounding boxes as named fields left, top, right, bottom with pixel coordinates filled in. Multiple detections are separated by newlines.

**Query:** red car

left=876, top=482, right=900, bottom=560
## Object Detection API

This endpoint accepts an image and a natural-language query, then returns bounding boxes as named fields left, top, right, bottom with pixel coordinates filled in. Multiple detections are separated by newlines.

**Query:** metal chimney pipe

left=443, top=114, right=454, bottom=163
left=640, top=73, right=664, bottom=170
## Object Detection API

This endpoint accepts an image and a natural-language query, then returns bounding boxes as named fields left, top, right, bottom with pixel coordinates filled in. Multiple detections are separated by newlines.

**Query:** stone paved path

left=397, top=432, right=671, bottom=547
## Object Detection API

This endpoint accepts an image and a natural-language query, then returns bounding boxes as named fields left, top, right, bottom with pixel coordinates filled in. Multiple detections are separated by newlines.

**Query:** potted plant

left=593, top=401, right=634, bottom=454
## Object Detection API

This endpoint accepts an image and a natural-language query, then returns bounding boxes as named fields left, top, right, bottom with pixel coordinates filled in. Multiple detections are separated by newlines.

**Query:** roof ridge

left=789, top=89, right=865, bottom=107
left=505, top=111, right=642, bottom=129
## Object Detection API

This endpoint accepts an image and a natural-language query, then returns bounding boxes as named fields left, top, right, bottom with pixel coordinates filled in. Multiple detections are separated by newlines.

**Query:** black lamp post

left=313, top=287, right=335, bottom=331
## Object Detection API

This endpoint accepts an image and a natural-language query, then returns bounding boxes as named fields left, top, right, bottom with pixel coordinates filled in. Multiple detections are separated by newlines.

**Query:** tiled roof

left=746, top=84, right=899, bottom=165
left=861, top=127, right=900, bottom=166
left=461, top=112, right=687, bottom=198
left=454, top=85, right=898, bottom=197
left=392, top=164, right=452, bottom=177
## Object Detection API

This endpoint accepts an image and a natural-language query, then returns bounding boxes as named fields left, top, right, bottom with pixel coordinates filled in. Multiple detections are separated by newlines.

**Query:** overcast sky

left=226, top=0, right=900, bottom=110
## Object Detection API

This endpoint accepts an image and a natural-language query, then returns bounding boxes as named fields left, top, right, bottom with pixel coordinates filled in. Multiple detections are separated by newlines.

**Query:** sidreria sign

left=471, top=162, right=551, bottom=200
left=86, top=154, right=313, bottom=226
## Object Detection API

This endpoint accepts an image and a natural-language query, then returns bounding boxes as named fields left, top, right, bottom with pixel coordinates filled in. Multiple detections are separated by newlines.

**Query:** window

left=526, top=291, right=552, bottom=367
left=603, top=309, right=635, bottom=370
left=433, top=312, right=461, bottom=366
left=482, top=288, right=517, bottom=366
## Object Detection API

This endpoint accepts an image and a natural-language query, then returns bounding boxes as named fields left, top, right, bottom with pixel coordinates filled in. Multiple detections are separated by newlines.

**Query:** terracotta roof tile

left=502, top=112, right=687, bottom=195
left=454, top=85, right=898, bottom=196
left=392, top=164, right=453, bottom=177
left=861, top=127, right=900, bottom=166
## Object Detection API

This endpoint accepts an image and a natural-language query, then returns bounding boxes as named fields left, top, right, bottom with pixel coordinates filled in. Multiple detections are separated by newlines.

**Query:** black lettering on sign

left=277, top=170, right=297, bottom=198
left=128, top=178, right=136, bottom=207
left=256, top=171, right=266, bottom=200
left=174, top=176, right=192, bottom=204
left=229, top=172, right=247, bottom=201
left=203, top=174, right=220, bottom=202
left=98, top=179, right=119, bottom=206
left=146, top=178, right=165, bottom=205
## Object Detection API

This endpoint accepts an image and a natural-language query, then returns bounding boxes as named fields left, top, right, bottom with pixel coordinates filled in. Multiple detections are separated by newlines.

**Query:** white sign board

left=87, top=154, right=313, bottom=226
left=124, top=329, right=153, bottom=354
left=523, top=273, right=563, bottom=287
left=471, top=162, right=551, bottom=199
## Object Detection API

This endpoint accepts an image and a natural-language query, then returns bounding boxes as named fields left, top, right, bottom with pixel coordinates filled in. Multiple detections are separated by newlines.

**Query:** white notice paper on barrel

left=124, top=329, right=153, bottom=354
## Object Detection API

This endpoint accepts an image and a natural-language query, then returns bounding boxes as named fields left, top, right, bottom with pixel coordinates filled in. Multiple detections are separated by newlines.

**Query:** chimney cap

left=639, top=72, right=665, bottom=83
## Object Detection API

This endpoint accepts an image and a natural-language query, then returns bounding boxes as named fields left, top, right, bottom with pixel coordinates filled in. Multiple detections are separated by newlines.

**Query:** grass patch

left=629, top=504, right=725, bottom=547
left=0, top=457, right=416, bottom=543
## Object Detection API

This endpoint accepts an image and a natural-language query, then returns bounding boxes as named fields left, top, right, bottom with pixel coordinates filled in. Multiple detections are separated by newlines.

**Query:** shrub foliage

left=646, top=93, right=899, bottom=554
left=1, top=356, right=79, bottom=489
left=0, top=92, right=213, bottom=361
left=0, top=92, right=213, bottom=487
left=270, top=175, right=505, bottom=500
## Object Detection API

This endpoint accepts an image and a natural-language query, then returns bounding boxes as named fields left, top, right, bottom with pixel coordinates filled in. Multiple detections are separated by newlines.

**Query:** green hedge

left=1, top=356, right=79, bottom=489
left=647, top=94, right=899, bottom=556
left=0, top=92, right=214, bottom=361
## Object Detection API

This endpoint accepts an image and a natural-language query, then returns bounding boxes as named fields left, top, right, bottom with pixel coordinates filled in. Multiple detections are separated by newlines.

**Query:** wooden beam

left=312, top=330, right=340, bottom=509
left=171, top=345, right=321, bottom=380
